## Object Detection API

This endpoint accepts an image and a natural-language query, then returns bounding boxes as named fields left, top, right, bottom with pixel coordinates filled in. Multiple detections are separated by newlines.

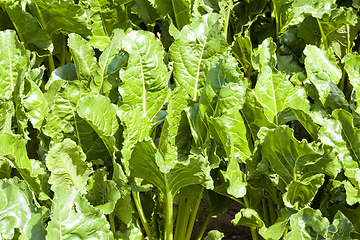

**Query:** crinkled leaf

left=158, top=87, right=191, bottom=172
left=88, top=0, right=131, bottom=50
left=232, top=34, right=252, bottom=73
left=0, top=133, right=50, bottom=199
left=253, top=38, right=309, bottom=124
left=129, top=140, right=213, bottom=195
left=276, top=29, right=306, bottom=74
left=343, top=52, right=360, bottom=113
left=91, top=29, right=128, bottom=95
left=46, top=138, right=93, bottom=193
left=23, top=77, right=49, bottom=129
left=2, top=2, right=53, bottom=55
left=151, top=0, right=191, bottom=30
left=232, top=208, right=263, bottom=228
left=169, top=13, right=229, bottom=101
left=0, top=30, right=30, bottom=101
left=304, top=45, right=342, bottom=85
left=119, top=30, right=170, bottom=122
left=30, top=0, right=91, bottom=36
left=86, top=169, right=121, bottom=214
left=0, top=177, right=49, bottom=240
left=204, top=230, right=224, bottom=240
left=68, top=33, right=97, bottom=85
left=283, top=173, right=325, bottom=209
left=46, top=185, right=113, bottom=240
left=112, top=162, right=132, bottom=225
left=77, top=94, right=119, bottom=156
left=260, top=126, right=339, bottom=192
left=241, top=89, right=276, bottom=140
left=292, top=0, right=336, bottom=19
left=332, top=109, right=360, bottom=169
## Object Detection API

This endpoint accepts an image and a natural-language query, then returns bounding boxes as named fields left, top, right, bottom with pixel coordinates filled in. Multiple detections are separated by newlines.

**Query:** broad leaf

left=129, top=140, right=213, bottom=195
left=46, top=185, right=113, bottom=240
left=343, top=52, right=360, bottom=113
left=46, top=138, right=93, bottom=193
left=68, top=33, right=97, bottom=85
left=86, top=169, right=121, bottom=214
left=170, top=13, right=229, bottom=101
left=0, top=177, right=49, bottom=240
left=253, top=38, right=309, bottom=124
left=0, top=30, right=30, bottom=101
left=91, top=29, right=128, bottom=95
left=119, top=30, right=170, bottom=122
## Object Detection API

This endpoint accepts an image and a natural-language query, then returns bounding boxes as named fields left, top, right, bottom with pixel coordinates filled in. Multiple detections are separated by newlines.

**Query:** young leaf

left=87, top=0, right=131, bottom=50
left=204, top=230, right=224, bottom=240
left=0, top=30, right=30, bottom=101
left=129, top=140, right=213, bottom=195
left=47, top=185, right=113, bottom=240
left=86, top=169, right=121, bottom=214
left=0, top=133, right=50, bottom=199
left=169, top=13, right=229, bottom=101
left=46, top=138, right=93, bottom=193
left=68, top=33, right=97, bottom=85
left=260, top=126, right=339, bottom=193
left=91, top=28, right=127, bottom=95
left=119, top=30, right=170, bottom=122
left=253, top=38, right=309, bottom=124
left=343, top=52, right=360, bottom=113
left=0, top=177, right=49, bottom=240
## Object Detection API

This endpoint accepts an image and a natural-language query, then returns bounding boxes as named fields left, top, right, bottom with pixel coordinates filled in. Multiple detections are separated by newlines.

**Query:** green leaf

left=91, top=28, right=128, bottom=95
left=0, top=30, right=30, bottom=101
left=112, top=162, right=132, bottom=225
left=232, top=33, right=252, bottom=74
left=2, top=1, right=53, bottom=55
left=158, top=87, right=191, bottom=171
left=23, top=77, right=49, bottom=129
left=260, top=126, right=340, bottom=192
left=285, top=208, right=329, bottom=239
left=46, top=138, right=94, bottom=193
left=86, top=169, right=121, bottom=214
left=30, top=0, right=91, bottom=36
left=46, top=185, right=113, bottom=240
left=204, top=230, right=224, bottom=240
left=292, top=0, right=336, bottom=19
left=283, top=173, right=325, bottom=209
left=332, top=109, right=360, bottom=169
left=304, top=45, right=342, bottom=85
left=276, top=29, right=306, bottom=74
left=241, top=89, right=276, bottom=140
left=203, top=189, right=231, bottom=218
left=232, top=208, right=263, bottom=228
left=253, top=38, right=309, bottom=124
left=119, top=30, right=170, bottom=122
left=151, top=0, right=192, bottom=30
left=343, top=52, right=360, bottom=113
left=132, top=0, right=160, bottom=26
left=170, top=13, right=229, bottom=101
left=68, top=33, right=97, bottom=85
left=77, top=93, right=119, bottom=156
left=0, top=133, right=50, bottom=199
left=88, top=0, right=131, bottom=50
left=0, top=177, right=49, bottom=240
left=129, top=140, right=213, bottom=195
left=272, top=0, right=295, bottom=34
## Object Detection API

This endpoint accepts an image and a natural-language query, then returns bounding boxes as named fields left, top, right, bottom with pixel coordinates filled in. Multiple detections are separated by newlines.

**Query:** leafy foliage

left=1, top=0, right=360, bottom=239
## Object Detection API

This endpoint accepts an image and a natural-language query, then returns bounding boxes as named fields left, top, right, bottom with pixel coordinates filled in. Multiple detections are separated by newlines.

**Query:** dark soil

left=191, top=201, right=253, bottom=240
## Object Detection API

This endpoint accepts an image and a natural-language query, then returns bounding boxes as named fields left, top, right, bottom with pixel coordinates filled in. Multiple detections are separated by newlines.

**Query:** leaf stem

left=132, top=191, right=153, bottom=240
left=196, top=213, right=210, bottom=240
left=174, top=197, right=186, bottom=239
left=176, top=198, right=191, bottom=240
left=243, top=195, right=259, bottom=240
left=165, top=177, right=174, bottom=240
left=223, top=0, right=233, bottom=42
left=261, top=198, right=270, bottom=227
left=109, top=212, right=116, bottom=233
left=267, top=198, right=277, bottom=225
left=185, top=187, right=204, bottom=240
left=316, top=18, right=329, bottom=53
